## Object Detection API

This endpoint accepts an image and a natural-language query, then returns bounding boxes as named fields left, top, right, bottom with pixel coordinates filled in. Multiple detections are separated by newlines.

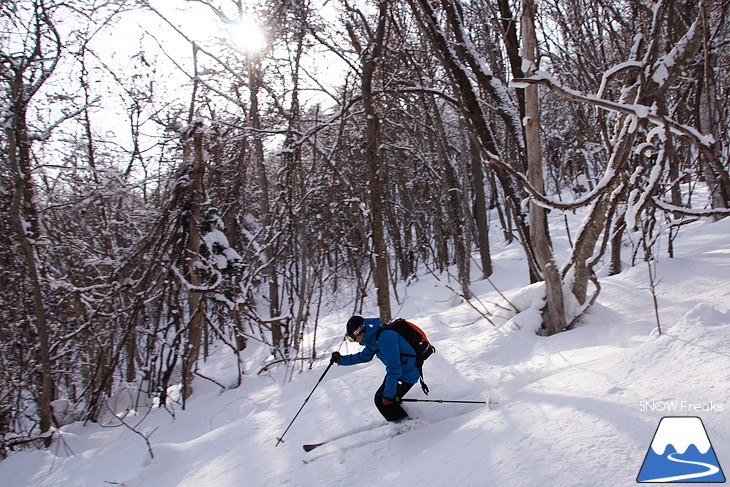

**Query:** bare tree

left=1, top=0, right=64, bottom=446
left=344, top=0, right=393, bottom=322
left=521, top=0, right=567, bottom=334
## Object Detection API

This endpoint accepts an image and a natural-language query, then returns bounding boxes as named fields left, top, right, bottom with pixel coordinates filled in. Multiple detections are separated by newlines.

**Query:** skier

left=330, top=315, right=421, bottom=422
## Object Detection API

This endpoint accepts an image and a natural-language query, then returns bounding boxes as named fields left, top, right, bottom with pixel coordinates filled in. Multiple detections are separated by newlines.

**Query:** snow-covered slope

left=2, top=217, right=729, bottom=487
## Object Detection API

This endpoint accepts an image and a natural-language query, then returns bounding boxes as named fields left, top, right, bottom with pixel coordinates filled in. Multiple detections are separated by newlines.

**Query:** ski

left=302, top=442, right=325, bottom=452
left=302, top=420, right=422, bottom=463
left=302, top=420, right=388, bottom=452
left=302, top=395, right=496, bottom=459
left=400, top=398, right=499, bottom=407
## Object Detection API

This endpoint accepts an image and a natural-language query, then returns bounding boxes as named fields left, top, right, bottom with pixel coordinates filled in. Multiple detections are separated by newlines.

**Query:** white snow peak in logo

left=637, top=416, right=726, bottom=483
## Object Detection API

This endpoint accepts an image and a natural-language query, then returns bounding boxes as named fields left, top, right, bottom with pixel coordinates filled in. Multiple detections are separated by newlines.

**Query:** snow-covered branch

left=652, top=198, right=730, bottom=218
left=512, top=71, right=715, bottom=150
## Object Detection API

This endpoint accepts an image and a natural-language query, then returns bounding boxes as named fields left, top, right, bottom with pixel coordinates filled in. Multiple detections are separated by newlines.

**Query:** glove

left=330, top=351, right=341, bottom=364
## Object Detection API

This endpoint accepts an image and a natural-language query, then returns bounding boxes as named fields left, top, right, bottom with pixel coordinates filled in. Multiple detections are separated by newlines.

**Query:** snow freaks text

left=639, top=401, right=724, bottom=413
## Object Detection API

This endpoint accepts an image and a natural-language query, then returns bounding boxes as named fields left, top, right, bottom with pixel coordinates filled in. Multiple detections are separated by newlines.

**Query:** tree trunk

left=6, top=90, right=54, bottom=445
left=249, top=57, right=283, bottom=347
left=182, top=126, right=206, bottom=403
left=470, top=139, right=493, bottom=278
left=442, top=153, right=471, bottom=299
left=359, top=0, right=392, bottom=323
left=697, top=46, right=730, bottom=215
left=522, top=0, right=567, bottom=335
left=609, top=215, right=625, bottom=276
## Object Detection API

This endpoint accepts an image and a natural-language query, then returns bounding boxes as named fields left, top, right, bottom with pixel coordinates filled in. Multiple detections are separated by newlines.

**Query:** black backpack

left=376, top=318, right=435, bottom=394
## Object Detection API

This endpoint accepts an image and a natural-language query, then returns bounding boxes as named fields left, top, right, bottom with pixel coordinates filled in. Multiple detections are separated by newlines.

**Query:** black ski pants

left=374, top=378, right=414, bottom=422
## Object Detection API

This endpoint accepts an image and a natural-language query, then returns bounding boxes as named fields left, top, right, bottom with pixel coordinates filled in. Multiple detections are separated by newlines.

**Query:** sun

left=230, top=17, right=266, bottom=54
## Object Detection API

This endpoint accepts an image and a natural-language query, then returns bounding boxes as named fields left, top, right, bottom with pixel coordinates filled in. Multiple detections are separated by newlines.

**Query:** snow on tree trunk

left=521, top=0, right=567, bottom=335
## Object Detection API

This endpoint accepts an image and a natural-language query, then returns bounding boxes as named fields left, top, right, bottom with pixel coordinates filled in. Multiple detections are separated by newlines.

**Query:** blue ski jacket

left=339, top=317, right=421, bottom=399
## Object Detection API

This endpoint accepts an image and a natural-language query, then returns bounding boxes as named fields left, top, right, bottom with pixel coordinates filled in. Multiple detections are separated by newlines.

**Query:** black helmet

left=346, top=315, right=366, bottom=339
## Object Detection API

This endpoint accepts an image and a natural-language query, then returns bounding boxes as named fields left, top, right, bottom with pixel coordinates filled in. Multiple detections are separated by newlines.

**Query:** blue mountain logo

left=637, top=416, right=725, bottom=483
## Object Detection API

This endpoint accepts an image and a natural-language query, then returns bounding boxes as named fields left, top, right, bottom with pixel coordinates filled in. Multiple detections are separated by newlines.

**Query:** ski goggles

left=346, top=323, right=366, bottom=341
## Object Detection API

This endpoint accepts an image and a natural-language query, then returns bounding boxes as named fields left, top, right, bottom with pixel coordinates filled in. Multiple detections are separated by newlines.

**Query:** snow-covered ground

left=2, top=211, right=729, bottom=486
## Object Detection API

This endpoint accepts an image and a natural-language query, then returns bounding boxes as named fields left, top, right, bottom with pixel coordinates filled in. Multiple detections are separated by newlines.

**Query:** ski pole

left=398, top=398, right=491, bottom=405
left=275, top=360, right=334, bottom=447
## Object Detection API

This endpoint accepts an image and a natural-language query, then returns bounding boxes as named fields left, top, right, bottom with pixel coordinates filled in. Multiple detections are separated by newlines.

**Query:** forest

left=1, top=0, right=729, bottom=454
